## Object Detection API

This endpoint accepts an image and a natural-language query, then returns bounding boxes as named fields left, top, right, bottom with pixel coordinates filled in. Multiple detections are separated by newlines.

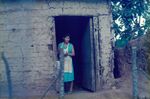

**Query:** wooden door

left=81, top=17, right=96, bottom=92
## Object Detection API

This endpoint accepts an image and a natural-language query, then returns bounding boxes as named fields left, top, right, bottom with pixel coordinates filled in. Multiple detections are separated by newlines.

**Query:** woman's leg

left=69, top=81, right=73, bottom=92
left=64, top=82, right=67, bottom=92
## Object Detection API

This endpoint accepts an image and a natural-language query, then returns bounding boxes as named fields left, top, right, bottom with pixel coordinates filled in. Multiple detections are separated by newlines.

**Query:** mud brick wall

left=0, top=0, right=113, bottom=97
left=98, top=15, right=114, bottom=89
left=0, top=1, right=56, bottom=97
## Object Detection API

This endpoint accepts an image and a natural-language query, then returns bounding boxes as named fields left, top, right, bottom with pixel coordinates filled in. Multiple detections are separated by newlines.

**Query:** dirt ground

left=1, top=73, right=150, bottom=99
left=0, top=90, right=133, bottom=99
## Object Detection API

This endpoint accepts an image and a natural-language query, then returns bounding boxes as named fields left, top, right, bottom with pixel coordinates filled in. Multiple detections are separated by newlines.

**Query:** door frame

left=51, top=15, right=99, bottom=92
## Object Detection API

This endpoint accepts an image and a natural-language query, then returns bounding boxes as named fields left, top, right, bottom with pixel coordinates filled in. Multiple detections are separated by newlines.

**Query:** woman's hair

left=63, top=34, right=70, bottom=38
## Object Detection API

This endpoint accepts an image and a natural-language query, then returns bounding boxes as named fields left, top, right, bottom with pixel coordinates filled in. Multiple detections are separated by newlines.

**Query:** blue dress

left=58, top=42, right=74, bottom=82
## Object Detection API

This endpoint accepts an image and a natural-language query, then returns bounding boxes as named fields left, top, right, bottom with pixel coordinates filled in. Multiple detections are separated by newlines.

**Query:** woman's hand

left=64, top=52, right=73, bottom=57
left=64, top=52, right=68, bottom=56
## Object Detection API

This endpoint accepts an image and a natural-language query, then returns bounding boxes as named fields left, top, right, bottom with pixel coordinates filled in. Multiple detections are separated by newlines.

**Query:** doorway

left=55, top=16, right=96, bottom=92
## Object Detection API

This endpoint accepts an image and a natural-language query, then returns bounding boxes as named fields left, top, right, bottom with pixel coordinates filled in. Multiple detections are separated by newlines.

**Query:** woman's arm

left=68, top=45, right=75, bottom=56
left=58, top=43, right=64, bottom=57
left=58, top=44, right=61, bottom=54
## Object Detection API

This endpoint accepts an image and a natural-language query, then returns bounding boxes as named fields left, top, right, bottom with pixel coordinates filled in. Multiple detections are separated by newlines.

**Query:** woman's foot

left=65, top=90, right=73, bottom=94
left=68, top=91, right=73, bottom=94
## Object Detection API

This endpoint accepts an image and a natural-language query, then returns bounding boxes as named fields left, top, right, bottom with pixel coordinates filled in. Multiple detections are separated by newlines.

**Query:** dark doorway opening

left=114, top=49, right=121, bottom=79
left=55, top=16, right=96, bottom=92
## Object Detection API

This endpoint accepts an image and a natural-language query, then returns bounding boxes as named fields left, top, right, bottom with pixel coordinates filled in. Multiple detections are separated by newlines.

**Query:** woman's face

left=64, top=36, right=70, bottom=43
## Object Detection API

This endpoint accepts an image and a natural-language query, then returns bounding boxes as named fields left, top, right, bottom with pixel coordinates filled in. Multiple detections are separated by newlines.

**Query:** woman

left=58, top=34, right=75, bottom=93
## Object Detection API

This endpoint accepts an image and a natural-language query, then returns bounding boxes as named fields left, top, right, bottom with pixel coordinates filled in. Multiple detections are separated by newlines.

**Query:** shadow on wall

left=1, top=52, right=12, bottom=99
